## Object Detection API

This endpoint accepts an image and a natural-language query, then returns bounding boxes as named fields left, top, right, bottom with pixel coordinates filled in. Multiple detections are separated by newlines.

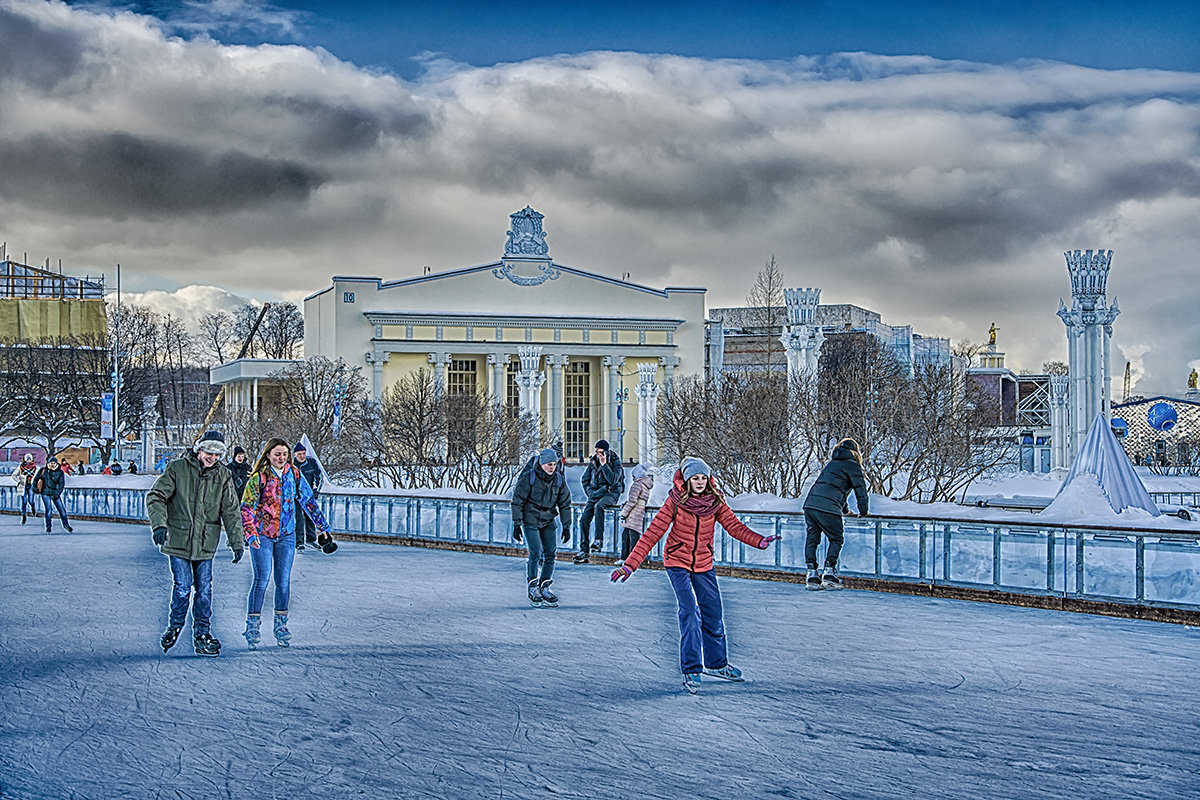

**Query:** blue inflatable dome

left=1146, top=402, right=1178, bottom=432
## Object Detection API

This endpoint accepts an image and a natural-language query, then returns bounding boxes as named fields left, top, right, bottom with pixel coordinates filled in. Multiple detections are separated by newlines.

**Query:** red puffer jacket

left=623, top=471, right=766, bottom=574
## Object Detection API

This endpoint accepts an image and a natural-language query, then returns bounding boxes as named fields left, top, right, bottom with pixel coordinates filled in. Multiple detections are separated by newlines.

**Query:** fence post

left=992, top=527, right=1002, bottom=588
left=1135, top=536, right=1145, bottom=602
left=1074, top=531, right=1086, bottom=596
left=874, top=519, right=883, bottom=576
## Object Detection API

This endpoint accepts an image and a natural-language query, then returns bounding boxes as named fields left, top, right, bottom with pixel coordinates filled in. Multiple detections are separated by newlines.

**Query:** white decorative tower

left=1057, top=249, right=1120, bottom=464
left=634, top=362, right=661, bottom=466
left=515, top=345, right=546, bottom=425
left=1048, top=374, right=1070, bottom=469
left=779, top=288, right=824, bottom=384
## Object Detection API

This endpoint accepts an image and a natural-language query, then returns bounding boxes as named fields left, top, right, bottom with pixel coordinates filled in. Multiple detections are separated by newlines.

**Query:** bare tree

left=0, top=338, right=106, bottom=456
left=197, top=311, right=238, bottom=365
left=951, top=338, right=986, bottom=368
left=1042, top=360, right=1069, bottom=375
left=656, top=375, right=712, bottom=466
left=373, top=369, right=448, bottom=489
left=444, top=390, right=540, bottom=494
left=258, top=302, right=304, bottom=359
left=744, top=255, right=787, bottom=371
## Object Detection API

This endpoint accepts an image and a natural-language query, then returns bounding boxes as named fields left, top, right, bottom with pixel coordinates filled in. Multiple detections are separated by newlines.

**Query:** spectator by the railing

left=146, top=429, right=245, bottom=658
left=574, top=439, right=624, bottom=564
left=511, top=447, right=572, bottom=608
left=78, top=460, right=87, bottom=475
left=239, top=437, right=334, bottom=650
left=616, top=462, right=654, bottom=566
left=292, top=441, right=321, bottom=551
left=610, top=457, right=781, bottom=694
left=10, top=454, right=39, bottom=524
left=109, top=461, right=123, bottom=476
left=128, top=460, right=138, bottom=475
left=34, top=458, right=72, bottom=533
left=802, top=437, right=869, bottom=591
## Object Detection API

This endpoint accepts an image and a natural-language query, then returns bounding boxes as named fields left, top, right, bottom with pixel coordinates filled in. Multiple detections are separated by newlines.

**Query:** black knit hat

left=233, top=445, right=245, bottom=456
left=594, top=439, right=610, bottom=451
left=294, top=441, right=307, bottom=452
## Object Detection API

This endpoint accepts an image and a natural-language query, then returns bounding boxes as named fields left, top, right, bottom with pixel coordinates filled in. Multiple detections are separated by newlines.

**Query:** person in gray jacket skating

left=511, top=448, right=572, bottom=607
left=573, top=439, right=624, bottom=563
left=801, top=438, right=869, bottom=590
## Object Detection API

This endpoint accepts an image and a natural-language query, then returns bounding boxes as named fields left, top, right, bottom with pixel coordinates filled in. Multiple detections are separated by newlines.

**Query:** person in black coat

left=227, top=446, right=252, bottom=500
left=34, top=458, right=73, bottom=533
left=802, top=438, right=869, bottom=590
left=511, top=448, right=572, bottom=607
left=573, top=439, right=624, bottom=564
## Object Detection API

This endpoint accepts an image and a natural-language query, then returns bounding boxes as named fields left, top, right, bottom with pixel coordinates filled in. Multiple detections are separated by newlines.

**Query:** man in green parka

left=146, top=430, right=246, bottom=657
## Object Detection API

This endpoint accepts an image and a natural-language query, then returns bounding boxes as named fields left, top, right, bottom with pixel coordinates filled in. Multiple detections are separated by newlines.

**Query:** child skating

left=611, top=457, right=780, bottom=694
left=801, top=438, right=869, bottom=590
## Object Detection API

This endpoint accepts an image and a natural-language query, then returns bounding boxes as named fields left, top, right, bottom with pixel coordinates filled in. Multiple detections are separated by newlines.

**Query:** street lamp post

left=615, top=385, right=629, bottom=464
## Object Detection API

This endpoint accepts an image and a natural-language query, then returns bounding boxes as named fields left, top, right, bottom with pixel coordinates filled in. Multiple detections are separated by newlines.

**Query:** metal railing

left=1149, top=491, right=1200, bottom=507
left=4, top=486, right=1198, bottom=613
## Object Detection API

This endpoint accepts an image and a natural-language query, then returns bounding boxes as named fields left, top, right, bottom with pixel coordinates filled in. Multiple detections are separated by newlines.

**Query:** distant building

left=1111, top=392, right=1200, bottom=469
left=707, top=301, right=950, bottom=379
left=0, top=256, right=107, bottom=340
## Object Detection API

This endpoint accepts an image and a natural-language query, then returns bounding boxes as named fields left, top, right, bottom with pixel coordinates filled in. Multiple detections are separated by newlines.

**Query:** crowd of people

left=9, top=431, right=868, bottom=693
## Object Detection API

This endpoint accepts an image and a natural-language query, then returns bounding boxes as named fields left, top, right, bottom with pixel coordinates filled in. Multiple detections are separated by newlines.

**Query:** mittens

left=610, top=564, right=634, bottom=582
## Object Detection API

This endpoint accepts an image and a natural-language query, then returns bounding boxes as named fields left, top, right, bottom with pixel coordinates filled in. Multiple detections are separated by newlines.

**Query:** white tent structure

left=1042, top=414, right=1160, bottom=519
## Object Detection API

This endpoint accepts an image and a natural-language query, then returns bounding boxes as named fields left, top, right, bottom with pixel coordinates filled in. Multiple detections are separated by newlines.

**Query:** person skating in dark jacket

left=227, top=446, right=251, bottom=499
left=511, top=448, right=573, bottom=607
left=802, top=438, right=869, bottom=590
left=292, top=441, right=323, bottom=550
left=34, top=458, right=72, bottom=533
left=146, top=430, right=246, bottom=657
left=573, top=439, right=624, bottom=563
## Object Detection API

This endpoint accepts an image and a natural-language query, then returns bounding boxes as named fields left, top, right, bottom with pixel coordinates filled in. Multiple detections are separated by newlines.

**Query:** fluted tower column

left=635, top=362, right=661, bottom=465
left=1049, top=374, right=1070, bottom=469
left=1056, top=249, right=1120, bottom=463
left=781, top=287, right=824, bottom=386
left=516, top=345, right=546, bottom=425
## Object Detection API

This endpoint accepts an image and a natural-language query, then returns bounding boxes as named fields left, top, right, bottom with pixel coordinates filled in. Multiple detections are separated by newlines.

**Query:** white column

left=366, top=352, right=390, bottom=402
left=546, top=354, right=570, bottom=439
left=603, top=356, right=625, bottom=445
left=1059, top=249, right=1119, bottom=462
left=1049, top=374, right=1069, bottom=469
left=635, top=362, right=660, bottom=465
left=516, top=346, right=546, bottom=424
left=428, top=352, right=451, bottom=387
left=782, top=288, right=823, bottom=385
left=488, top=353, right=509, bottom=405
left=252, top=378, right=259, bottom=420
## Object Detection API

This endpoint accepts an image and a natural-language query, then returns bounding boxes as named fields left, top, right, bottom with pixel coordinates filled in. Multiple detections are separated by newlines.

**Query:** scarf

left=668, top=486, right=722, bottom=517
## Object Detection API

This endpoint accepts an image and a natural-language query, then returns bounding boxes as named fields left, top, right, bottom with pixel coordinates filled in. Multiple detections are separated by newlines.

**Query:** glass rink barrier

left=3, top=485, right=1197, bottom=613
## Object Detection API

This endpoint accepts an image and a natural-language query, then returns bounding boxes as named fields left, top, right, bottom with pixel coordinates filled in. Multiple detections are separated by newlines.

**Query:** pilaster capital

left=365, top=351, right=391, bottom=366
left=602, top=355, right=626, bottom=370
left=546, top=354, right=571, bottom=368
left=427, top=352, right=451, bottom=366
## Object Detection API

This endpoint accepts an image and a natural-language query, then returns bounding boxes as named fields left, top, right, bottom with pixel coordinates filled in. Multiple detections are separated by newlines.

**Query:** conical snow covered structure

left=1042, top=414, right=1160, bottom=519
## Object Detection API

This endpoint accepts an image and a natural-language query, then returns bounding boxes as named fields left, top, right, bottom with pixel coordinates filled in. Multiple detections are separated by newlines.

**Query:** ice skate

left=193, top=633, right=221, bottom=657
left=682, top=673, right=702, bottom=694
left=539, top=579, right=558, bottom=608
left=805, top=568, right=824, bottom=591
left=160, top=626, right=182, bottom=652
left=243, top=614, right=261, bottom=650
left=528, top=579, right=544, bottom=607
left=703, top=664, right=745, bottom=682
left=572, top=552, right=589, bottom=564
left=821, top=567, right=845, bottom=590
left=273, top=613, right=291, bottom=647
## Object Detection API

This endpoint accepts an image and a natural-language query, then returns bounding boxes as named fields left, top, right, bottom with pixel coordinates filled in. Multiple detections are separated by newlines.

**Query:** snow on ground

left=2, top=516, right=1199, bottom=800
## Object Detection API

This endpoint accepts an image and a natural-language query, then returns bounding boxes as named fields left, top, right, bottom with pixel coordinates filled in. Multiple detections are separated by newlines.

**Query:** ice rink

left=2, top=515, right=1198, bottom=800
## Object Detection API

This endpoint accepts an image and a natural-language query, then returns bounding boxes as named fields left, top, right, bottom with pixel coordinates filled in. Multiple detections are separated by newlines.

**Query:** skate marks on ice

left=1, top=518, right=1198, bottom=799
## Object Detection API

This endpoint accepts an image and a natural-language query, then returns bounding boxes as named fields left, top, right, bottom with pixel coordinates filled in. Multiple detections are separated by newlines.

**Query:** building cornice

left=362, top=310, right=684, bottom=331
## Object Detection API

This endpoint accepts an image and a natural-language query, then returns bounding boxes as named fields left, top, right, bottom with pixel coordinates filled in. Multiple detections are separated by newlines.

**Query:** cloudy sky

left=2, top=0, right=1198, bottom=394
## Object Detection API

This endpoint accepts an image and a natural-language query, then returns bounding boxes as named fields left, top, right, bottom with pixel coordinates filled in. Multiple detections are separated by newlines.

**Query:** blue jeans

left=666, top=568, right=727, bottom=675
left=248, top=532, right=296, bottom=614
left=525, top=523, right=558, bottom=583
left=20, top=485, right=37, bottom=516
left=41, top=495, right=69, bottom=529
left=168, top=557, right=213, bottom=635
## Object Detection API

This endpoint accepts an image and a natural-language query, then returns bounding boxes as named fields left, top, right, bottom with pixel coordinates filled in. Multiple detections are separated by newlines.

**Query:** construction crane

left=1122, top=361, right=1131, bottom=404
left=196, top=303, right=272, bottom=438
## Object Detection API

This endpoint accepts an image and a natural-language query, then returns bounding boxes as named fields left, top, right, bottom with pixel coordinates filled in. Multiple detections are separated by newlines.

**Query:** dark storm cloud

left=0, top=6, right=85, bottom=91
left=267, top=95, right=432, bottom=155
left=0, top=132, right=326, bottom=216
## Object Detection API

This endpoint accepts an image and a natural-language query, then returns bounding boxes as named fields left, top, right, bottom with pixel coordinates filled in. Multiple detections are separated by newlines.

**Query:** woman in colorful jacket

left=616, top=463, right=654, bottom=566
left=239, top=437, right=333, bottom=649
left=611, top=457, right=780, bottom=694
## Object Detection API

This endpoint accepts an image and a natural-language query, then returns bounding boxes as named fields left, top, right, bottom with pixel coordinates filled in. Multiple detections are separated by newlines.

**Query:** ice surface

left=2, top=516, right=1198, bottom=799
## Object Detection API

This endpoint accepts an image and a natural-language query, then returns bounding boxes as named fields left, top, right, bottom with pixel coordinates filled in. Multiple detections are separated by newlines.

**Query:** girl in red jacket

left=611, top=457, right=780, bottom=694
